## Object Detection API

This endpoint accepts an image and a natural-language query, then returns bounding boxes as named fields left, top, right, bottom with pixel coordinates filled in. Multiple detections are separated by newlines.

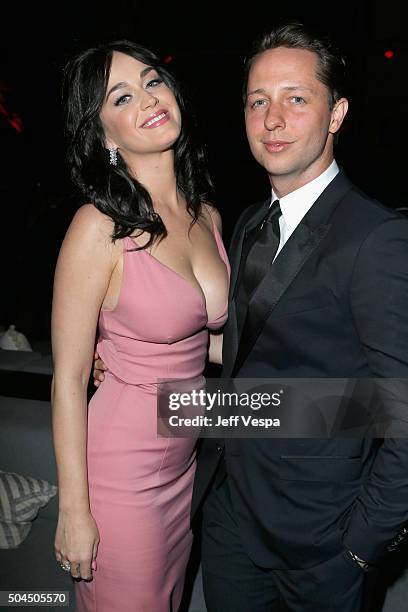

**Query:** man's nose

left=264, top=103, right=285, bottom=131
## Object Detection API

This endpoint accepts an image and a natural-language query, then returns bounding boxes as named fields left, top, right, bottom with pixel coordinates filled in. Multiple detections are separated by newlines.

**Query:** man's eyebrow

left=246, top=85, right=315, bottom=96
left=282, top=85, right=315, bottom=93
left=246, top=88, right=266, bottom=97
left=106, top=67, right=155, bottom=100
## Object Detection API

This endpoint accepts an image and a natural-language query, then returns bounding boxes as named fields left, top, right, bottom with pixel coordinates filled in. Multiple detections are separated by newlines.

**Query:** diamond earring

left=108, top=147, right=118, bottom=166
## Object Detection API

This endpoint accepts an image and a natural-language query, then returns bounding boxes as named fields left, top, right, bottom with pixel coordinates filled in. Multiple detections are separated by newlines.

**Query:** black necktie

left=236, top=200, right=282, bottom=335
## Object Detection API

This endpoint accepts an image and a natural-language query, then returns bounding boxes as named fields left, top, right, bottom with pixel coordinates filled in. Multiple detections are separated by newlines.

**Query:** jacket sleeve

left=344, top=216, right=408, bottom=562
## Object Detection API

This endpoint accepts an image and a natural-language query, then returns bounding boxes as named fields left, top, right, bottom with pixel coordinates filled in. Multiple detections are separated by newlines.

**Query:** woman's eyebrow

left=106, top=67, right=156, bottom=100
left=140, top=66, right=154, bottom=78
left=106, top=81, right=128, bottom=100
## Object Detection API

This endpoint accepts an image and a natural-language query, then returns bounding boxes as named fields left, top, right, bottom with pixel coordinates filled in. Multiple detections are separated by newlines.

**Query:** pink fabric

left=75, top=217, right=229, bottom=611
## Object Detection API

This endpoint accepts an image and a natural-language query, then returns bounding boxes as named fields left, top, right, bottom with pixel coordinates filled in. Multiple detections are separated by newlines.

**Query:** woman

left=51, top=40, right=229, bottom=611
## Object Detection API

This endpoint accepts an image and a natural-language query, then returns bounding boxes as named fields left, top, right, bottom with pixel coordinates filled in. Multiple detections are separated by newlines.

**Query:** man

left=191, top=21, right=408, bottom=612
left=93, top=21, right=408, bottom=611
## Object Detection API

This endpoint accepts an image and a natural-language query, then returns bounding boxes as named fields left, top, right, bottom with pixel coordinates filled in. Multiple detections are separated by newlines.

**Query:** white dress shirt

left=272, top=160, right=339, bottom=260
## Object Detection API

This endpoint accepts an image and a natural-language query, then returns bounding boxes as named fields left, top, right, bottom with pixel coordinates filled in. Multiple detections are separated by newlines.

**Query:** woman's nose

left=141, top=91, right=159, bottom=110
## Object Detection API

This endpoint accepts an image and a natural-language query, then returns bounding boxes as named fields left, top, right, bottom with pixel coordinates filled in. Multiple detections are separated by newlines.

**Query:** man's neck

left=270, top=159, right=335, bottom=199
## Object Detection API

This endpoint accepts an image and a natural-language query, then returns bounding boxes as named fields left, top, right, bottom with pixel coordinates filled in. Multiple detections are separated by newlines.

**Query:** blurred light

left=164, top=55, right=173, bottom=64
left=384, top=50, right=394, bottom=59
left=9, top=116, right=23, bottom=134
left=0, top=98, right=23, bottom=134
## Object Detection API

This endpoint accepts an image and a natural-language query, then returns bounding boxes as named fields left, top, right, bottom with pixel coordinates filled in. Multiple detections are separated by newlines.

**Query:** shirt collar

left=271, top=160, right=339, bottom=233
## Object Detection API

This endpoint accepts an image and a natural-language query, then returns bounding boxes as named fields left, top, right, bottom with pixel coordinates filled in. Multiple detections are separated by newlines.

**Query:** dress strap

left=203, top=203, right=219, bottom=237
left=203, top=204, right=230, bottom=277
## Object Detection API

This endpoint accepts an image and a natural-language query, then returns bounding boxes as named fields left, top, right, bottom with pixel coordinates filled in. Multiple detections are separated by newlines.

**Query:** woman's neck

left=126, top=150, right=181, bottom=211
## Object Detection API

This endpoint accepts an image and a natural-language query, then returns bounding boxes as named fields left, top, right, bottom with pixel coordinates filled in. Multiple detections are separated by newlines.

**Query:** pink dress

left=75, top=217, right=230, bottom=612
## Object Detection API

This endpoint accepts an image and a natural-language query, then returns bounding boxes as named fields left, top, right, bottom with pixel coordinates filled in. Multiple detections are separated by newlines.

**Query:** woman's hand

left=55, top=510, right=100, bottom=581
left=93, top=350, right=107, bottom=387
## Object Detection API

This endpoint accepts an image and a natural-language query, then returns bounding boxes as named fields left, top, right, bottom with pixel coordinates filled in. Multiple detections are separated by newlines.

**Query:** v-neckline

left=126, top=229, right=229, bottom=324
left=126, top=236, right=207, bottom=310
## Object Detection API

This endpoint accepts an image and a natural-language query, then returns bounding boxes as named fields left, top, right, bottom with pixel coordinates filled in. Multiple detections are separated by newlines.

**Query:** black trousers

left=201, top=477, right=368, bottom=612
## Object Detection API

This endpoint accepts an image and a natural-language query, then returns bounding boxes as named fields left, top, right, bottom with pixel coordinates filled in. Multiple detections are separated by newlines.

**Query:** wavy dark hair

left=63, top=40, right=214, bottom=247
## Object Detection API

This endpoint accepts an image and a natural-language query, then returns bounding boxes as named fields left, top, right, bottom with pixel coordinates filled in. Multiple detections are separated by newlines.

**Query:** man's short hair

left=243, top=21, right=347, bottom=109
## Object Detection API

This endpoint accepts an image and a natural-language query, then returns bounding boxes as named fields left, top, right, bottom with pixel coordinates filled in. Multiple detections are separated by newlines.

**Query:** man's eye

left=291, top=96, right=305, bottom=104
left=146, top=78, right=163, bottom=88
left=114, top=94, right=132, bottom=106
left=252, top=99, right=267, bottom=109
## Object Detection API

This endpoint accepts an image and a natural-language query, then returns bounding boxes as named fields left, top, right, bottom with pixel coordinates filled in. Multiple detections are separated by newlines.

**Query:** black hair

left=243, top=21, right=347, bottom=109
left=63, top=40, right=214, bottom=247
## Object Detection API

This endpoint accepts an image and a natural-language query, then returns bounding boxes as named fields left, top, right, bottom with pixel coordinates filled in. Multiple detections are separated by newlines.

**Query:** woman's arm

left=209, top=332, right=223, bottom=365
left=204, top=204, right=225, bottom=366
left=51, top=204, right=118, bottom=580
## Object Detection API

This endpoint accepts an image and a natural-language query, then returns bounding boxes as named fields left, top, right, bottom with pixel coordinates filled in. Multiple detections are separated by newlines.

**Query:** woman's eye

left=146, top=78, right=163, bottom=88
left=114, top=94, right=132, bottom=106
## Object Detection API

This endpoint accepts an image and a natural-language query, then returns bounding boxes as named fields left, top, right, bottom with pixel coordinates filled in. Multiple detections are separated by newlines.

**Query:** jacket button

left=216, top=445, right=223, bottom=452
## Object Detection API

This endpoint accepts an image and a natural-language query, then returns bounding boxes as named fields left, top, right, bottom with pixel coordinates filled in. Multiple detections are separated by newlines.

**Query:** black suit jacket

left=192, top=170, right=408, bottom=569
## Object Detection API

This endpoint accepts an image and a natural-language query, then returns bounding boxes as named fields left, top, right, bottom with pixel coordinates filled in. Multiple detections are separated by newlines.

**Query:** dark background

left=0, top=0, right=406, bottom=343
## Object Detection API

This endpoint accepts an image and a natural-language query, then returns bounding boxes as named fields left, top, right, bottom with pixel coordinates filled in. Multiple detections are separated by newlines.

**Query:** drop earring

left=108, top=147, right=118, bottom=166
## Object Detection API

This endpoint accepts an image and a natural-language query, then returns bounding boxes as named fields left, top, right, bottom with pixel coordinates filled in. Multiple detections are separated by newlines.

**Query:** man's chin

left=261, top=160, right=296, bottom=177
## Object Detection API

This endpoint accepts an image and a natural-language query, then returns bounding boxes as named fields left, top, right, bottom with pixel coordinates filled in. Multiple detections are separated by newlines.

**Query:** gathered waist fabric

left=96, top=329, right=208, bottom=386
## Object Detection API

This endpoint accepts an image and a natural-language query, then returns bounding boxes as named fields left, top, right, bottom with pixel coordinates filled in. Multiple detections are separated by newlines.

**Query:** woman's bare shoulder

left=64, top=204, right=117, bottom=252
left=71, top=203, right=113, bottom=233
left=202, top=202, right=222, bottom=234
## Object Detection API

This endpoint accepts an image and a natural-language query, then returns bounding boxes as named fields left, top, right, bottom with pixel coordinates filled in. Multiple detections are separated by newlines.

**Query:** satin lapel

left=231, top=222, right=331, bottom=377
left=222, top=199, right=270, bottom=377
left=230, top=200, right=270, bottom=300
left=230, top=169, right=353, bottom=377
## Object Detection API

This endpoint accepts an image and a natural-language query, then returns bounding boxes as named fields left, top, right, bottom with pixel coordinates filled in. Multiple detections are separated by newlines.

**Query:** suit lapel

left=230, top=200, right=270, bottom=300
left=230, top=170, right=353, bottom=377
left=231, top=223, right=330, bottom=376
left=222, top=199, right=270, bottom=376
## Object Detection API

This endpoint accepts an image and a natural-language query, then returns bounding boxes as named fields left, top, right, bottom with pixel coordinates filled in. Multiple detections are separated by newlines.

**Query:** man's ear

left=329, top=98, right=348, bottom=134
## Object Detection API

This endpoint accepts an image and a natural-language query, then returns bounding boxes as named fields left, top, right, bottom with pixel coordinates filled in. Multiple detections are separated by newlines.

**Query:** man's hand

left=93, top=350, right=107, bottom=387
